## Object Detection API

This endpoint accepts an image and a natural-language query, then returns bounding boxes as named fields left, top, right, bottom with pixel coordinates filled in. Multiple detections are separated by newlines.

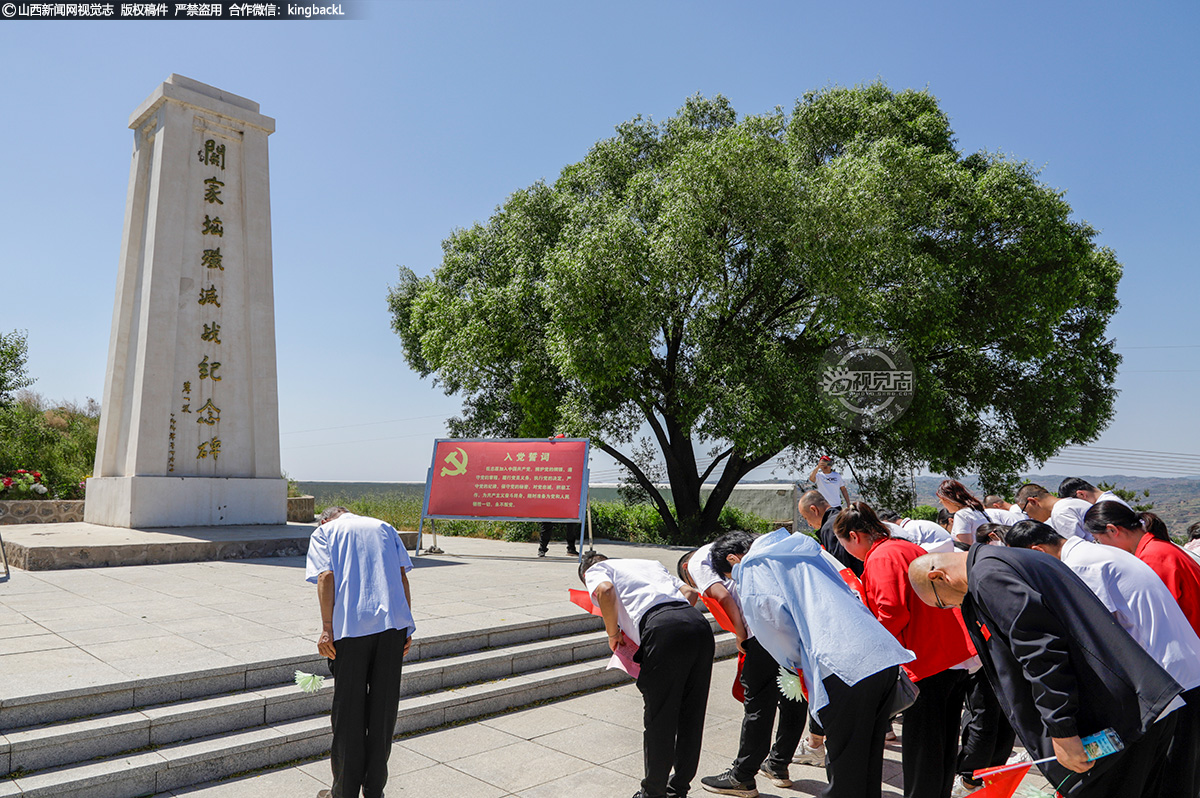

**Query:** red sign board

left=423, top=438, right=590, bottom=521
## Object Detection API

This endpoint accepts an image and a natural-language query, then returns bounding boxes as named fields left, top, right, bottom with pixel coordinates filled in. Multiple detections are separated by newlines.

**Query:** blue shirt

left=734, top=528, right=913, bottom=715
left=305, top=512, right=415, bottom=641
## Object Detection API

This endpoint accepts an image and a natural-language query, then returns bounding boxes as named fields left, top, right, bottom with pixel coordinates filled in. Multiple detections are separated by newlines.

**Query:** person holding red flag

left=834, top=503, right=976, bottom=798
left=679, top=532, right=808, bottom=797
left=909, top=547, right=1182, bottom=797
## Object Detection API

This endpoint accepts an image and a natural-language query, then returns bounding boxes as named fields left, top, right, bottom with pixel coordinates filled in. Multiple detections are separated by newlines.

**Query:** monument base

left=85, top=476, right=286, bottom=527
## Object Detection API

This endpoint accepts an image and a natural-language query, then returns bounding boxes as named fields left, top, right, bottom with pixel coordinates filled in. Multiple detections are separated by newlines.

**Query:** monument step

left=2, top=634, right=738, bottom=798
left=0, top=609, right=604, bottom=731
left=2, top=628, right=615, bottom=773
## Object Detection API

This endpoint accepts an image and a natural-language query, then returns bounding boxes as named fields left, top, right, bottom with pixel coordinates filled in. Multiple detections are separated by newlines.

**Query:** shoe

left=792, top=738, right=826, bottom=766
left=700, top=768, right=758, bottom=797
left=950, top=774, right=982, bottom=797
left=567, top=548, right=579, bottom=556
left=758, top=762, right=792, bottom=788
left=537, top=549, right=547, bottom=557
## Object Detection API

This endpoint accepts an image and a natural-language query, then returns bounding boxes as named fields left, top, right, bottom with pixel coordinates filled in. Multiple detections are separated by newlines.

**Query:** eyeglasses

left=930, top=578, right=948, bottom=610
left=1017, top=496, right=1031, bottom=512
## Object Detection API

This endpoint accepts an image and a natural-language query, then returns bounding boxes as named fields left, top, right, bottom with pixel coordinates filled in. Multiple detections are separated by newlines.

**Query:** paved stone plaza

left=0, top=536, right=1053, bottom=797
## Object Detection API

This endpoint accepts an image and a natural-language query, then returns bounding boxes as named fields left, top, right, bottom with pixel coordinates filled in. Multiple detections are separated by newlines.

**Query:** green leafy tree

left=389, top=84, right=1121, bottom=544
left=0, top=330, right=33, bottom=407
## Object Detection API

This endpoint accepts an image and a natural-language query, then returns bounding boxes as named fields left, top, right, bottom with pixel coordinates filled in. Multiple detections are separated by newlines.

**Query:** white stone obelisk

left=86, top=75, right=285, bottom=527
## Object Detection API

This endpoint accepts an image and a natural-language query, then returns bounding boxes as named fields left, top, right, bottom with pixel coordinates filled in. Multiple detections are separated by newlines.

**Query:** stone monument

left=86, top=75, right=286, bottom=527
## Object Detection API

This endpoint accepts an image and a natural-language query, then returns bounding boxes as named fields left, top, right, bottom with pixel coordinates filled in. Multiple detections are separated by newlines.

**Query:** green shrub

left=312, top=494, right=777, bottom=547
left=590, top=501, right=776, bottom=545
left=0, top=394, right=99, bottom=499
left=907, top=504, right=939, bottom=522
left=314, top=493, right=542, bottom=542
left=718, top=505, right=777, bottom=536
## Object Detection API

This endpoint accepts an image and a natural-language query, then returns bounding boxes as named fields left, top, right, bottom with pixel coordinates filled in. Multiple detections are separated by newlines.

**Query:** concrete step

left=2, top=633, right=738, bottom=798
left=0, top=609, right=604, bottom=732
left=2, top=628, right=614, bottom=773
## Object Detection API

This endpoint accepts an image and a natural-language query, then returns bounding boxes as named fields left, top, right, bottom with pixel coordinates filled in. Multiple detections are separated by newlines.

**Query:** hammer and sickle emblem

left=441, top=447, right=468, bottom=477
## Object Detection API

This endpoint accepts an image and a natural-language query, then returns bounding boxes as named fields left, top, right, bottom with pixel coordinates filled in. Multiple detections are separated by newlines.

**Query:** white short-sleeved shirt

left=584, top=559, right=687, bottom=645
left=814, top=470, right=846, bottom=508
left=1060, top=535, right=1200, bottom=692
left=984, top=507, right=1025, bottom=526
left=688, top=543, right=742, bottom=610
left=305, top=512, right=415, bottom=642
left=890, top=519, right=954, bottom=553
left=1050, top=497, right=1095, bottom=542
left=950, top=508, right=991, bottom=545
left=1095, top=491, right=1132, bottom=510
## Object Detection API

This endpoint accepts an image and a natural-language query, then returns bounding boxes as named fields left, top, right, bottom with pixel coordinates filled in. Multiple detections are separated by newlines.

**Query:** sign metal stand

left=0, top=528, right=9, bottom=581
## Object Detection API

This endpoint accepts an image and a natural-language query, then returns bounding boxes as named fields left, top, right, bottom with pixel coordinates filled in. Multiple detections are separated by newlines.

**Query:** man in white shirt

left=582, top=553, right=712, bottom=798
left=682, top=535, right=807, bottom=795
left=983, top=495, right=1009, bottom=510
left=306, top=508, right=415, bottom=798
left=1005, top=519, right=1200, bottom=798
left=1057, top=477, right=1133, bottom=509
left=807, top=456, right=850, bottom=511
left=1015, top=483, right=1095, bottom=542
left=733, top=529, right=914, bottom=798
left=876, top=508, right=955, bottom=553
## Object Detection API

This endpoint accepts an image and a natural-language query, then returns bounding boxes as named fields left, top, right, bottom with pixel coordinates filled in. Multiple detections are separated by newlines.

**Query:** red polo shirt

left=1136, top=534, right=1200, bottom=638
left=860, top=537, right=976, bottom=682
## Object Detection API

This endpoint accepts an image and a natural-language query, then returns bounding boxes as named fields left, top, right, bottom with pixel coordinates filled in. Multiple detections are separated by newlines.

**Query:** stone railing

left=0, top=497, right=313, bottom=526
left=0, top=500, right=85, bottom=525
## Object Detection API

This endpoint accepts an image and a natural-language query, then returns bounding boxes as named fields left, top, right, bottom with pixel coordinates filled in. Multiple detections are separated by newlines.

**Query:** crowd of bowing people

left=578, top=472, right=1200, bottom=798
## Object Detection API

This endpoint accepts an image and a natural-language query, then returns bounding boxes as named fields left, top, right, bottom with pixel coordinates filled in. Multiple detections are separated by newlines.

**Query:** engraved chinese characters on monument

left=87, top=75, right=285, bottom=527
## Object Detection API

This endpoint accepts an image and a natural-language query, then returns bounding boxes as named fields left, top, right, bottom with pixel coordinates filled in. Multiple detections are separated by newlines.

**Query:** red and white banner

left=423, top=438, right=590, bottom=522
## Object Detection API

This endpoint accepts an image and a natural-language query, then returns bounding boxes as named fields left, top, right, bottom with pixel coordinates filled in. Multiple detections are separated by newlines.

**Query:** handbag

left=885, top=668, right=919, bottom=718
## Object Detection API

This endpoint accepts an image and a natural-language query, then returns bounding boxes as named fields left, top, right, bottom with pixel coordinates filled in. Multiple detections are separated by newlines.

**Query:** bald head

left=908, top=552, right=970, bottom=609
left=799, top=490, right=830, bottom=529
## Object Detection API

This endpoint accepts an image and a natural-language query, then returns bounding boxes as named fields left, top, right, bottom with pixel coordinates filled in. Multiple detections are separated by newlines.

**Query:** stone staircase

left=0, top=611, right=735, bottom=798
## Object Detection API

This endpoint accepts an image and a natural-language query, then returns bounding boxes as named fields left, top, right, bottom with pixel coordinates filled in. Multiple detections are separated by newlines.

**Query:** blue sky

left=2, top=0, right=1199, bottom=482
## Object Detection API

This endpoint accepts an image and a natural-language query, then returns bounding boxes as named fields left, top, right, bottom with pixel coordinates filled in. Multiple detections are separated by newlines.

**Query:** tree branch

left=698, top=447, right=734, bottom=484
left=594, top=440, right=678, bottom=538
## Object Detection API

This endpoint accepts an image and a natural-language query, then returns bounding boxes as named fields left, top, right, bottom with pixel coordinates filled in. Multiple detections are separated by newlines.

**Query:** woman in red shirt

left=1085, top=502, right=1200, bottom=637
left=834, top=503, right=976, bottom=798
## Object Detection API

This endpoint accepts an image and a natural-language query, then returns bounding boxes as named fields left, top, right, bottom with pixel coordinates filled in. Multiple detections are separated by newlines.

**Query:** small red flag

left=970, top=761, right=1034, bottom=798
left=701, top=595, right=738, bottom=635
left=569, top=588, right=604, bottom=616
left=732, top=650, right=746, bottom=702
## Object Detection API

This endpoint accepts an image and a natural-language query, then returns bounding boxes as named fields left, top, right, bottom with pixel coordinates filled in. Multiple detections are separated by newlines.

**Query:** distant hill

left=903, top=475, right=1200, bottom=534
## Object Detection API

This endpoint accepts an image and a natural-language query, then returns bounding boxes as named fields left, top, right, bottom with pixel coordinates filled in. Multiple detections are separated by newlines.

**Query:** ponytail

left=1140, top=512, right=1172, bottom=543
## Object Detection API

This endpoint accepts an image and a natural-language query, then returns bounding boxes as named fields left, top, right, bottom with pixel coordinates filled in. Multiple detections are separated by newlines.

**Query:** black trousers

left=636, top=601, right=715, bottom=798
left=538, top=522, right=579, bottom=553
left=328, top=628, right=408, bottom=798
left=731, top=636, right=807, bottom=780
left=1159, top=687, right=1200, bottom=798
left=817, top=665, right=898, bottom=798
left=1066, top=711, right=1176, bottom=798
left=956, top=669, right=1016, bottom=781
left=900, top=668, right=968, bottom=798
